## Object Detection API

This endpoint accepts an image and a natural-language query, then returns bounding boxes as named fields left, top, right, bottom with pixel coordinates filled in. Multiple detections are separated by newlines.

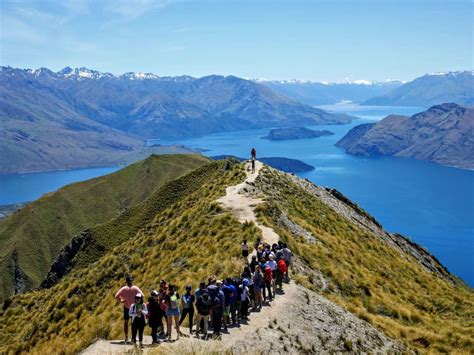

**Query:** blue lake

left=0, top=104, right=472, bottom=285
left=155, top=105, right=474, bottom=286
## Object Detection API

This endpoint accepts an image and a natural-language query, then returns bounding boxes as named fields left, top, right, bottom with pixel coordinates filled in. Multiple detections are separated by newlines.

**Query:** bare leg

left=174, top=315, right=180, bottom=339
left=124, top=319, right=129, bottom=342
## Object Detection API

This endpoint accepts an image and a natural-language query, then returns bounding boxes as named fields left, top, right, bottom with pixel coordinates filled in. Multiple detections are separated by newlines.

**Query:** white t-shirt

left=242, top=243, right=248, bottom=251
left=266, top=260, right=277, bottom=271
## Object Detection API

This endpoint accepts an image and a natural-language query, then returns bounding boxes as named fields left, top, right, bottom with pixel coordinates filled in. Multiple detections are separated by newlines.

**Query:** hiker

left=252, top=265, right=264, bottom=310
left=282, top=243, right=292, bottom=280
left=263, top=264, right=274, bottom=302
left=276, top=258, right=288, bottom=290
left=266, top=254, right=278, bottom=295
left=165, top=284, right=181, bottom=341
left=251, top=148, right=257, bottom=173
left=114, top=275, right=144, bottom=343
left=157, top=280, right=168, bottom=336
left=249, top=255, right=259, bottom=273
left=239, top=278, right=250, bottom=321
left=221, top=279, right=234, bottom=331
left=227, top=278, right=239, bottom=325
left=195, top=284, right=212, bottom=339
left=148, top=290, right=163, bottom=344
left=241, top=240, right=249, bottom=258
left=251, top=147, right=257, bottom=160
left=179, top=285, right=195, bottom=334
left=241, top=263, right=252, bottom=279
left=129, top=293, right=148, bottom=347
left=207, top=277, right=223, bottom=338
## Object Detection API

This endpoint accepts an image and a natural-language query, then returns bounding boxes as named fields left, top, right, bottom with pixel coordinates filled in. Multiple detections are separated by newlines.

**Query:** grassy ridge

left=255, top=167, right=474, bottom=353
left=0, top=160, right=258, bottom=354
left=0, top=154, right=209, bottom=300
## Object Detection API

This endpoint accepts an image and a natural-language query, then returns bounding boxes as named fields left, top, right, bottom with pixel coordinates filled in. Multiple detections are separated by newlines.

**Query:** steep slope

left=336, top=103, right=474, bottom=169
left=363, top=71, right=474, bottom=107
left=254, top=166, right=473, bottom=353
left=257, top=79, right=402, bottom=105
left=0, top=160, right=471, bottom=354
left=0, top=154, right=209, bottom=300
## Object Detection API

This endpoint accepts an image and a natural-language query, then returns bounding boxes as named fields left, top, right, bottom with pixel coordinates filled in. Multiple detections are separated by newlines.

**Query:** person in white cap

left=129, top=293, right=148, bottom=347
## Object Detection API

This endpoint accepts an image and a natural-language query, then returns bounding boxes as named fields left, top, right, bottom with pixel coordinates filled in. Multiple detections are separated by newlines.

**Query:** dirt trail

left=217, top=160, right=279, bottom=247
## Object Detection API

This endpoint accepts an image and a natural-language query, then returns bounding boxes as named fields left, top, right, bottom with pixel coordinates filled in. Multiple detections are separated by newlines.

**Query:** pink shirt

left=115, top=285, right=143, bottom=309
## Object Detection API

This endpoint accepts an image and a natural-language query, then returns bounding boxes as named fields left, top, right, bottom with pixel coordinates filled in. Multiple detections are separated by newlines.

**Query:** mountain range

left=363, top=71, right=474, bottom=107
left=336, top=103, right=474, bottom=169
left=255, top=78, right=403, bottom=105
left=0, top=156, right=472, bottom=353
left=257, top=71, right=473, bottom=107
left=0, top=66, right=352, bottom=173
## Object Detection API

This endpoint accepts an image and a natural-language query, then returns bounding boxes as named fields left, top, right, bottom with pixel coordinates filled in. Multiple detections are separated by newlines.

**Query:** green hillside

left=0, top=160, right=472, bottom=354
left=0, top=154, right=209, bottom=300
left=254, top=167, right=473, bottom=353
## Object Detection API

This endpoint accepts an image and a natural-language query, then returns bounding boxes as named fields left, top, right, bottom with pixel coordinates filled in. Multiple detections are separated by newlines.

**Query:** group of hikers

left=114, top=239, right=292, bottom=347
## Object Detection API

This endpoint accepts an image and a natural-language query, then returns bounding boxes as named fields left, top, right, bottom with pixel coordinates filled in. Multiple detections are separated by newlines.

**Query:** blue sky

left=0, top=0, right=472, bottom=81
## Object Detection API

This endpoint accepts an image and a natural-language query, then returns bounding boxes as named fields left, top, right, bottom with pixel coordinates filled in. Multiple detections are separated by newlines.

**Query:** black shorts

left=242, top=250, right=249, bottom=257
left=123, top=306, right=130, bottom=321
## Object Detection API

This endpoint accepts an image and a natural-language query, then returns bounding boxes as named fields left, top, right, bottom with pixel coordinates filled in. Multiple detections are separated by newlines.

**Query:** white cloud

left=108, top=0, right=171, bottom=20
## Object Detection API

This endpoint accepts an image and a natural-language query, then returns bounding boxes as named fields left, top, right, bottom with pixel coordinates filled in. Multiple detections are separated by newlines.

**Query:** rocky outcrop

left=336, top=103, right=474, bottom=169
left=40, top=231, right=91, bottom=289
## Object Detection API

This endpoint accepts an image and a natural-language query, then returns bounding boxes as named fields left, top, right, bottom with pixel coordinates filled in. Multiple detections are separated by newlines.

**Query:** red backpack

left=278, top=259, right=288, bottom=273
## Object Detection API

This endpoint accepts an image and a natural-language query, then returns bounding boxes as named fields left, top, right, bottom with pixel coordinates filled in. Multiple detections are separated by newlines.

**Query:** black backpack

left=206, top=285, right=222, bottom=307
left=199, top=292, right=212, bottom=314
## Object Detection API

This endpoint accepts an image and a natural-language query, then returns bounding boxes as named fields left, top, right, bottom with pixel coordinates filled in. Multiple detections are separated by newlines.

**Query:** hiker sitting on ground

left=165, top=284, right=181, bottom=341
left=129, top=293, right=148, bottom=347
left=179, top=285, right=195, bottom=334
left=114, top=275, right=144, bottom=344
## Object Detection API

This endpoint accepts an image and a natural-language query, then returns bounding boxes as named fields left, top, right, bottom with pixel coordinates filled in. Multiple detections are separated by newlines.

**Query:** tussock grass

left=0, top=160, right=260, bottom=354
left=0, top=154, right=209, bottom=300
left=255, top=167, right=474, bottom=353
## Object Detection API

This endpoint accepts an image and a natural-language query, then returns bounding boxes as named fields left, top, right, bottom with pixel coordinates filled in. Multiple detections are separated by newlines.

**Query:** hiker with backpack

left=206, top=277, right=223, bottom=338
left=179, top=285, right=195, bottom=334
left=129, top=293, right=148, bottom=347
left=147, top=290, right=163, bottom=344
left=165, top=284, right=181, bottom=341
left=195, top=284, right=212, bottom=339
left=114, top=275, right=144, bottom=344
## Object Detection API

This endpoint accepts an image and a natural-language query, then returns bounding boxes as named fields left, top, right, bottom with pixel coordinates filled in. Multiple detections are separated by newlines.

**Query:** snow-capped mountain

left=254, top=78, right=404, bottom=105
left=363, top=70, right=474, bottom=107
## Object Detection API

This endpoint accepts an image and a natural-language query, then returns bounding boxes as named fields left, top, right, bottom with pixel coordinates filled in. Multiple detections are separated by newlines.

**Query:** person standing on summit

left=114, top=275, right=144, bottom=344
left=251, top=147, right=257, bottom=173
